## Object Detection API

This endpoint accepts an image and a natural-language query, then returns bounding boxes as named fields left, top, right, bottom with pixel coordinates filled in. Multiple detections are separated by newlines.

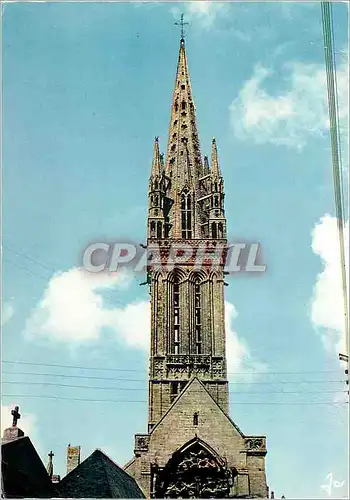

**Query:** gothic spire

left=211, top=138, right=221, bottom=177
left=151, top=136, right=162, bottom=178
left=203, top=155, right=210, bottom=175
left=165, top=39, right=202, bottom=188
left=47, top=451, right=54, bottom=479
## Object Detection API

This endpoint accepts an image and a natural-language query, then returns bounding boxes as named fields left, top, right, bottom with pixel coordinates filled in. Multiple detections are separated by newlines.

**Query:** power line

left=2, top=359, right=342, bottom=376
left=2, top=371, right=345, bottom=385
left=2, top=380, right=346, bottom=395
left=3, top=243, right=57, bottom=273
left=3, top=360, right=143, bottom=373
left=2, top=394, right=347, bottom=406
left=3, top=253, right=134, bottom=308
left=2, top=371, right=144, bottom=383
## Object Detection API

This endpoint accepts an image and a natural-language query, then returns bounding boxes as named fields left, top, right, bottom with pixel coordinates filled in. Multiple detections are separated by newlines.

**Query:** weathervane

left=175, top=13, right=189, bottom=41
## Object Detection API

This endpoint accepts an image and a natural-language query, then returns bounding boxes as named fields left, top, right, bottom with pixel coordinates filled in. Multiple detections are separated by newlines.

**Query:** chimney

left=66, top=444, right=81, bottom=475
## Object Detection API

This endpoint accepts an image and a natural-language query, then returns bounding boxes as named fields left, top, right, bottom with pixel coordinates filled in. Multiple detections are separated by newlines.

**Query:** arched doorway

left=152, top=438, right=236, bottom=498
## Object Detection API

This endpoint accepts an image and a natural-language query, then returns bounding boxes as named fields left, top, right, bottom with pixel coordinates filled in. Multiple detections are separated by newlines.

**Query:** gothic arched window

left=194, top=278, right=202, bottom=354
left=212, top=222, right=217, bottom=239
left=173, top=276, right=180, bottom=354
left=181, top=192, right=192, bottom=239
left=150, top=221, right=156, bottom=238
left=193, top=412, right=199, bottom=426
left=157, top=222, right=162, bottom=239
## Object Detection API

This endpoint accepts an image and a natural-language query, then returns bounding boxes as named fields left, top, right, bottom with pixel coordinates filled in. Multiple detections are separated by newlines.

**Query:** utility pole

left=321, top=1, right=349, bottom=394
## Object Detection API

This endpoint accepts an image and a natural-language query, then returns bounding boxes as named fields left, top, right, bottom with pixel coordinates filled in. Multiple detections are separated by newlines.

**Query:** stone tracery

left=153, top=440, right=235, bottom=498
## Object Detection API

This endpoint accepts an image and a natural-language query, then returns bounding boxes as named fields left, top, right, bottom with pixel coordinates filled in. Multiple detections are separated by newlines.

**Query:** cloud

left=24, top=267, right=141, bottom=346
left=230, top=56, right=348, bottom=152
left=310, top=214, right=349, bottom=355
left=25, top=268, right=263, bottom=378
left=171, top=2, right=226, bottom=29
left=2, top=303, right=14, bottom=326
left=106, top=300, right=150, bottom=350
left=225, top=301, right=267, bottom=380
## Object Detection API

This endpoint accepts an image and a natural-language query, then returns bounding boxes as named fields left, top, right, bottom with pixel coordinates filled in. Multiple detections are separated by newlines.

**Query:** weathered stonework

left=125, top=37, right=269, bottom=498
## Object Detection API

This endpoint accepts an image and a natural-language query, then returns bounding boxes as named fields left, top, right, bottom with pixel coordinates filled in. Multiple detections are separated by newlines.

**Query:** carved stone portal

left=152, top=440, right=236, bottom=498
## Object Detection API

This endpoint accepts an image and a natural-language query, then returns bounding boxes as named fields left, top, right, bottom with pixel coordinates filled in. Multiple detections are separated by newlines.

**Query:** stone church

left=1, top=33, right=271, bottom=500
left=124, top=36, right=269, bottom=498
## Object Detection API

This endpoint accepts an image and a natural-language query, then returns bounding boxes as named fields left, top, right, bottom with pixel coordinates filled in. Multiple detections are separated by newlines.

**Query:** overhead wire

left=2, top=394, right=347, bottom=406
left=2, top=359, right=343, bottom=376
left=2, top=380, right=346, bottom=395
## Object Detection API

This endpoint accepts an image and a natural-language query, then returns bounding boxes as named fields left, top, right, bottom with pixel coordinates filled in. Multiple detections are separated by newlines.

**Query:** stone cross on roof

left=11, top=406, right=21, bottom=427
left=3, top=405, right=24, bottom=440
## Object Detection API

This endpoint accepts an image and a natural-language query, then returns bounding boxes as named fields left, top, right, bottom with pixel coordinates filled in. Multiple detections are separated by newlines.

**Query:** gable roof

left=1, top=435, right=56, bottom=498
left=150, top=376, right=245, bottom=437
left=57, top=448, right=145, bottom=498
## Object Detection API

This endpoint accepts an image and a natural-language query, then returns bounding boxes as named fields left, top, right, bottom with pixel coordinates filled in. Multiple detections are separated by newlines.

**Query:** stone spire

left=165, top=39, right=202, bottom=183
left=211, top=138, right=221, bottom=177
left=47, top=451, right=54, bottom=479
left=3, top=405, right=24, bottom=441
left=150, top=137, right=162, bottom=178
left=163, top=39, right=203, bottom=238
left=203, top=155, right=210, bottom=175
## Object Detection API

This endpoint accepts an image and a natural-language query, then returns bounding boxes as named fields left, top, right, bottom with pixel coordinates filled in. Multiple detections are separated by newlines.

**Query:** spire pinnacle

left=151, top=136, right=162, bottom=177
left=211, top=138, right=221, bottom=177
left=47, top=451, right=54, bottom=479
left=203, top=155, right=210, bottom=175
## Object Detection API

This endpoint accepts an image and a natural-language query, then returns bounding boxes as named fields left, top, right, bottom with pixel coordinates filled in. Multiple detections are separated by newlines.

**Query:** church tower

left=125, top=34, right=269, bottom=499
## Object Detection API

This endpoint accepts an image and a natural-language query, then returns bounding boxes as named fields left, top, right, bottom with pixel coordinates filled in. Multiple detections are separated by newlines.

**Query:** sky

left=1, top=1, right=349, bottom=499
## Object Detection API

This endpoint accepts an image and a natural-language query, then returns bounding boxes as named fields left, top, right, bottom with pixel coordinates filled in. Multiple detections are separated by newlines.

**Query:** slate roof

left=1, top=435, right=56, bottom=498
left=57, top=448, right=145, bottom=498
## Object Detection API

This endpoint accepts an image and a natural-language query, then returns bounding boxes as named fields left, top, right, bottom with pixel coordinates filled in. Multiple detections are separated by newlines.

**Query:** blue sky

left=2, top=2, right=349, bottom=498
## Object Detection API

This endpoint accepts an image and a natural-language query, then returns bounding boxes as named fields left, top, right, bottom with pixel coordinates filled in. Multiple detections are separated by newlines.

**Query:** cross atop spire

left=47, top=451, right=54, bottom=478
left=175, top=13, right=189, bottom=42
left=11, top=406, right=21, bottom=427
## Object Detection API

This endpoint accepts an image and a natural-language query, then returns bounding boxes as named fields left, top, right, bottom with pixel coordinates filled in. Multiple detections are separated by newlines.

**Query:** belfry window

left=194, top=278, right=202, bottom=354
left=181, top=192, right=192, bottom=239
left=173, top=277, right=180, bottom=354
